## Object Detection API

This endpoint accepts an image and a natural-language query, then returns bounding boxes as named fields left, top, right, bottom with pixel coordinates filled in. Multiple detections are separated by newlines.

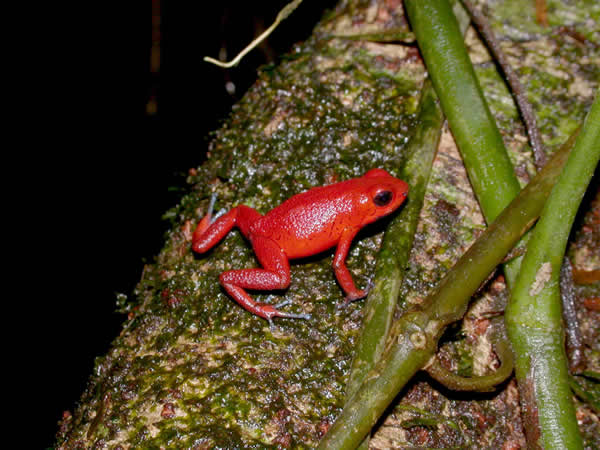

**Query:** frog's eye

left=373, top=190, right=393, bottom=206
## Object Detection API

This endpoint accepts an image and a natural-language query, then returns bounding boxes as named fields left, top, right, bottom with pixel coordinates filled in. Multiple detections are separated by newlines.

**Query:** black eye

left=373, top=190, right=393, bottom=206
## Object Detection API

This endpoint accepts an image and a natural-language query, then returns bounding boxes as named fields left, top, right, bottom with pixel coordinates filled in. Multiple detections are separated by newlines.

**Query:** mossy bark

left=57, top=0, right=599, bottom=448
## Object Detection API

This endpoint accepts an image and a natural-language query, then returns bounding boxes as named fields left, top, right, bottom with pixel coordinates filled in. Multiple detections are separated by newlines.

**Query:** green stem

left=346, top=0, right=472, bottom=401
left=404, top=0, right=521, bottom=224
left=459, top=0, right=546, bottom=168
left=424, top=317, right=513, bottom=392
left=569, top=373, right=600, bottom=415
left=345, top=80, right=444, bottom=450
left=345, top=5, right=472, bottom=447
left=505, top=92, right=600, bottom=449
left=318, top=133, right=574, bottom=450
left=405, top=0, right=525, bottom=289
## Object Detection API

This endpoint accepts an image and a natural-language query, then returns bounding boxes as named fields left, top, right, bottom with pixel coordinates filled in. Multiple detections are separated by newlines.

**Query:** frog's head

left=359, top=168, right=409, bottom=226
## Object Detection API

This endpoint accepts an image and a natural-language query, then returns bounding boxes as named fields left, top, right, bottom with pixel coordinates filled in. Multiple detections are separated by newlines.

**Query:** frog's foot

left=338, top=280, right=374, bottom=309
left=267, top=300, right=311, bottom=320
left=192, top=193, right=218, bottom=239
left=273, top=299, right=293, bottom=310
left=259, top=300, right=311, bottom=330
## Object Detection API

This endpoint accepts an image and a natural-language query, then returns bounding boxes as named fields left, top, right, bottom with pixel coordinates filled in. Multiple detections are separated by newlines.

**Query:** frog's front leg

left=333, top=228, right=369, bottom=304
left=192, top=204, right=262, bottom=253
left=219, top=235, right=310, bottom=322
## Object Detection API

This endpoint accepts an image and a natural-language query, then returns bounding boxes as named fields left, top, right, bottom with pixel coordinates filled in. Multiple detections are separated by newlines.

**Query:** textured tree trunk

left=57, top=0, right=599, bottom=447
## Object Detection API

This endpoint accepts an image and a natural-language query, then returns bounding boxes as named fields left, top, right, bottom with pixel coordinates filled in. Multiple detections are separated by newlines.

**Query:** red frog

left=192, top=168, right=409, bottom=324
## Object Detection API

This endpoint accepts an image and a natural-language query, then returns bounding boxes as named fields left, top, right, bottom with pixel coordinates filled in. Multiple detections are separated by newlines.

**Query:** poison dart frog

left=192, top=168, right=409, bottom=324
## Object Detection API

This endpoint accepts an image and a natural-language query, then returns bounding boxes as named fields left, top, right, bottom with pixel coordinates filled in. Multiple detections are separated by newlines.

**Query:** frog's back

left=251, top=181, right=360, bottom=258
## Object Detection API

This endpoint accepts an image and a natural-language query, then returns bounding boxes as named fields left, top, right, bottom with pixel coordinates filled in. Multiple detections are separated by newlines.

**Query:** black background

left=35, top=1, right=337, bottom=446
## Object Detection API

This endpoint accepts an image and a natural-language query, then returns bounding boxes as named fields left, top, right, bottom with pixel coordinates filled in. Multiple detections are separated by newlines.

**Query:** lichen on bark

left=57, top=0, right=599, bottom=448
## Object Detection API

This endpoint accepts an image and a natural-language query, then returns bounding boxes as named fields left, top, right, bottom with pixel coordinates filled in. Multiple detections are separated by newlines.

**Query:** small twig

left=560, top=259, right=585, bottom=373
left=557, top=26, right=600, bottom=50
left=535, top=0, right=549, bottom=27
left=461, top=0, right=547, bottom=169
left=204, top=0, right=303, bottom=68
left=331, top=29, right=415, bottom=42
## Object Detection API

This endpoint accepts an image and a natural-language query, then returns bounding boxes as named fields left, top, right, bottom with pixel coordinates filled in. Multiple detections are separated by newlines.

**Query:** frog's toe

left=274, top=299, right=292, bottom=309
left=362, top=279, right=375, bottom=296
left=259, top=302, right=311, bottom=322
left=344, top=290, right=368, bottom=304
left=275, top=308, right=311, bottom=320
left=274, top=300, right=311, bottom=320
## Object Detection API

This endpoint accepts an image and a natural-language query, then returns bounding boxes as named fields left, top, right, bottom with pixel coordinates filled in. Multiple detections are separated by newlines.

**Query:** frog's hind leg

left=219, top=235, right=310, bottom=322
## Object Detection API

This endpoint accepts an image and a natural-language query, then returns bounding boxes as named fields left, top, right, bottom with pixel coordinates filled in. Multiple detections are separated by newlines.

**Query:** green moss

left=57, top=23, right=424, bottom=445
left=488, top=0, right=600, bottom=41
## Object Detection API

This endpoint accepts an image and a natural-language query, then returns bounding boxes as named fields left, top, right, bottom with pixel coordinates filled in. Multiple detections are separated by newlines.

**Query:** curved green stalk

left=345, top=6, right=471, bottom=447
left=505, top=92, right=600, bottom=449
left=318, top=134, right=574, bottom=450
left=425, top=317, right=513, bottom=392
left=345, top=80, right=444, bottom=450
